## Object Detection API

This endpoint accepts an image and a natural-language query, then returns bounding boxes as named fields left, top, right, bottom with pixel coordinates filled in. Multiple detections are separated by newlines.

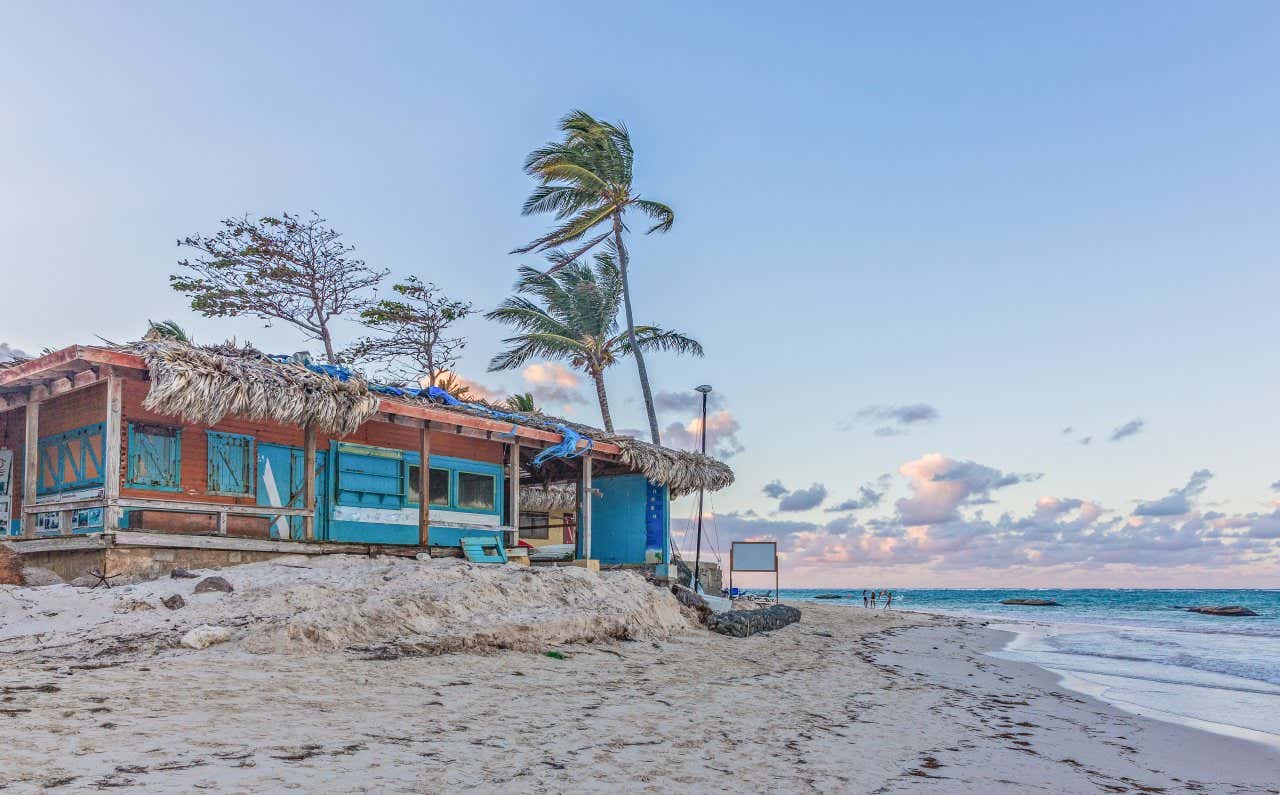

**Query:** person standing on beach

left=862, top=590, right=869, bottom=608
left=884, top=590, right=893, bottom=609
left=870, top=591, right=878, bottom=608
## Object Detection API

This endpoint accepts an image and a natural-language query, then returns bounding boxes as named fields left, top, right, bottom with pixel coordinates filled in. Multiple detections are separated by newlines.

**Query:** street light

left=691, top=385, right=712, bottom=593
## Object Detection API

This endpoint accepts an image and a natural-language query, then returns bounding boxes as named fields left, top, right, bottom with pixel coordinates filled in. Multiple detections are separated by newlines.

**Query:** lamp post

left=691, top=384, right=712, bottom=593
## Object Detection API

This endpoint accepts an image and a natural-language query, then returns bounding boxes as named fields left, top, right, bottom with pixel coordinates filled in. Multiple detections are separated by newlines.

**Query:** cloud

left=761, top=480, right=789, bottom=499
left=777, top=483, right=828, bottom=512
left=826, top=475, right=891, bottom=512
left=671, top=458, right=1280, bottom=579
left=895, top=454, right=1039, bottom=526
left=841, top=403, right=939, bottom=435
left=653, top=389, right=724, bottom=414
left=1133, top=469, right=1212, bottom=517
left=1109, top=418, right=1145, bottom=442
left=662, top=410, right=744, bottom=459
left=0, top=343, right=29, bottom=363
left=434, top=370, right=504, bottom=403
left=521, top=362, right=588, bottom=412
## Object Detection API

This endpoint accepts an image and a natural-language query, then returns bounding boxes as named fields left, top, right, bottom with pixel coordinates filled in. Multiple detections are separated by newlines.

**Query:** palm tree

left=514, top=110, right=675, bottom=444
left=486, top=249, right=702, bottom=433
left=144, top=320, right=192, bottom=343
left=505, top=392, right=538, bottom=413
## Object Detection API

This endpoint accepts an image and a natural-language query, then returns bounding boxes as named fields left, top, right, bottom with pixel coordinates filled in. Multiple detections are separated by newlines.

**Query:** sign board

left=729, top=541, right=780, bottom=603
left=730, top=541, right=777, bottom=572
left=0, top=448, right=12, bottom=537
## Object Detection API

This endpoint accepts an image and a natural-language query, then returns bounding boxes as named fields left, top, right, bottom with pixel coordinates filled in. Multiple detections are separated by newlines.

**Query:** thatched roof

left=138, top=341, right=380, bottom=436
left=132, top=340, right=734, bottom=496
left=614, top=439, right=735, bottom=498
left=520, top=482, right=581, bottom=513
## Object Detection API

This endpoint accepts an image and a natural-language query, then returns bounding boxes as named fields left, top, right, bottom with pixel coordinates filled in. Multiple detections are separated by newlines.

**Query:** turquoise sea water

left=775, top=588, right=1280, bottom=746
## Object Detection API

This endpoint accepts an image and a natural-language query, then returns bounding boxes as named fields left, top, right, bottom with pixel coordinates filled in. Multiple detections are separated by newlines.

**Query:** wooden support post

left=101, top=372, right=123, bottom=532
left=508, top=443, right=520, bottom=546
left=22, top=399, right=39, bottom=539
left=302, top=422, right=317, bottom=541
left=418, top=427, right=430, bottom=547
left=583, top=457, right=593, bottom=561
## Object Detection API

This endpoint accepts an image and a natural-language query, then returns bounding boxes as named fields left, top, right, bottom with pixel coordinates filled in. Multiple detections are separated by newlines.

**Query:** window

left=519, top=511, right=550, bottom=540
left=207, top=431, right=254, bottom=496
left=36, top=423, right=105, bottom=495
left=457, top=471, right=496, bottom=511
left=407, top=465, right=450, bottom=506
left=335, top=446, right=402, bottom=508
left=127, top=424, right=181, bottom=491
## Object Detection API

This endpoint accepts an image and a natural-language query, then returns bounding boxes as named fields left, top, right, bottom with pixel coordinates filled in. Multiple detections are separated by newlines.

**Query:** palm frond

left=633, top=199, right=675, bottom=234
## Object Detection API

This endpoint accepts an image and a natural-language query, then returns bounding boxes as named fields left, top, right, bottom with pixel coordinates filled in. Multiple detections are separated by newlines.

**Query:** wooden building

left=0, top=342, right=733, bottom=582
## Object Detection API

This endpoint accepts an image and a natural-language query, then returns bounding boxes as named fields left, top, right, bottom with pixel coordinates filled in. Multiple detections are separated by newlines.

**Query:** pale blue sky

left=3, top=2, right=1277, bottom=585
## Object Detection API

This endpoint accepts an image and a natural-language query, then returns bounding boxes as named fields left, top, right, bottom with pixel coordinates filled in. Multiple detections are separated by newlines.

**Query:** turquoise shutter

left=207, top=432, right=254, bottom=495
left=127, top=425, right=181, bottom=491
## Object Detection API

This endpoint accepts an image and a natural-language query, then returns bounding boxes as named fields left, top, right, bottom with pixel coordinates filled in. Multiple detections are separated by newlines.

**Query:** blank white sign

left=731, top=541, right=777, bottom=572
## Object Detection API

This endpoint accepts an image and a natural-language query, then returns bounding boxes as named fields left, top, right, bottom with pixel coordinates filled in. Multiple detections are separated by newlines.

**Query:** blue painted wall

left=588, top=475, right=669, bottom=565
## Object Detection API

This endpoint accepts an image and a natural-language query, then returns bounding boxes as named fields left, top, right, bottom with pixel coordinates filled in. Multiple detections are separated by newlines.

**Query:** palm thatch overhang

left=131, top=341, right=733, bottom=498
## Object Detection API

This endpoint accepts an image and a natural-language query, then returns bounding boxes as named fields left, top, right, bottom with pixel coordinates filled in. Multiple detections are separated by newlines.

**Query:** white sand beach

left=2, top=557, right=1277, bottom=793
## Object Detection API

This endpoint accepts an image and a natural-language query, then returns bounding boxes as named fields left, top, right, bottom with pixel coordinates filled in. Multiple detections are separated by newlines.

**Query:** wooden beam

left=115, top=496, right=311, bottom=517
left=581, top=456, right=592, bottom=561
left=302, top=422, right=317, bottom=541
left=22, top=400, right=39, bottom=539
left=102, top=372, right=123, bottom=532
left=508, top=443, right=521, bottom=546
left=418, top=427, right=431, bottom=547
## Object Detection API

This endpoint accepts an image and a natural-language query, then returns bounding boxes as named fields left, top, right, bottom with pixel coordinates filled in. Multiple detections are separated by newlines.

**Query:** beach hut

left=0, top=340, right=732, bottom=583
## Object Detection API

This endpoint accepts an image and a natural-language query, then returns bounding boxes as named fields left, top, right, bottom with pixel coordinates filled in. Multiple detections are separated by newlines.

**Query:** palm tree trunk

left=613, top=217, right=661, bottom=444
left=590, top=368, right=615, bottom=433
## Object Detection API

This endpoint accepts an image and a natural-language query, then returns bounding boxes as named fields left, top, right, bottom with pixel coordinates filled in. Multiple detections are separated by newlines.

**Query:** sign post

left=729, top=541, right=779, bottom=604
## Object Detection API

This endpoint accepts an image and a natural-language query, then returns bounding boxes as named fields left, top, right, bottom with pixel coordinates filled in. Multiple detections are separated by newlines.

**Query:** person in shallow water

left=884, top=590, right=893, bottom=609
left=862, top=590, right=869, bottom=607
left=870, top=591, right=878, bottom=608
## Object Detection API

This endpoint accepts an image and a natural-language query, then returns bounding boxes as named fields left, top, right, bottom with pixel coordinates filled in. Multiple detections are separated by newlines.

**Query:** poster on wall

left=0, top=448, right=13, bottom=536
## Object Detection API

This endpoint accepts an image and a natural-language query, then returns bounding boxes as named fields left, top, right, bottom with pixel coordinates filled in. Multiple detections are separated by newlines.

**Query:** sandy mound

left=0, top=555, right=691, bottom=663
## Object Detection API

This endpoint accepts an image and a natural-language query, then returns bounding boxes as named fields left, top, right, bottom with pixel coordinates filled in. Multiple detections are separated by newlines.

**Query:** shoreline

left=893, top=605, right=1280, bottom=753
left=3, top=589, right=1278, bottom=792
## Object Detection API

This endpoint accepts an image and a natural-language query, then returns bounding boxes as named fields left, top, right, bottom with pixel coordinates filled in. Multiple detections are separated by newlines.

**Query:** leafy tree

left=487, top=247, right=702, bottom=433
left=345, top=277, right=473, bottom=387
left=514, top=110, right=676, bottom=444
left=172, top=211, right=387, bottom=363
left=505, top=392, right=538, bottom=413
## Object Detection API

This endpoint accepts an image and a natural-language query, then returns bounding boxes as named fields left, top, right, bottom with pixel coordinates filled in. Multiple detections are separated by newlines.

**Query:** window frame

left=400, top=453, right=503, bottom=517
left=405, top=463, right=451, bottom=508
left=126, top=423, right=183, bottom=492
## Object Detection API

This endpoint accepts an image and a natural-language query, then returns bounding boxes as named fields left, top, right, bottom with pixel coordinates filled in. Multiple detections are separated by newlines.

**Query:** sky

left=2, top=2, right=1277, bottom=587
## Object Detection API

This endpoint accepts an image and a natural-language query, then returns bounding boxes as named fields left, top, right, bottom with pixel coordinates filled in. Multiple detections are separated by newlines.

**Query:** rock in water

left=1000, top=598, right=1061, bottom=606
left=1187, top=606, right=1258, bottom=617
left=170, top=568, right=199, bottom=579
left=708, top=605, right=802, bottom=637
left=161, top=594, right=186, bottom=610
left=181, top=625, right=233, bottom=650
left=193, top=576, right=234, bottom=594
left=814, top=594, right=844, bottom=599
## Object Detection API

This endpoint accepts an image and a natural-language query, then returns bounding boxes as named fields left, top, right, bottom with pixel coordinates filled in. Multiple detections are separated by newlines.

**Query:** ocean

left=776, top=588, right=1280, bottom=748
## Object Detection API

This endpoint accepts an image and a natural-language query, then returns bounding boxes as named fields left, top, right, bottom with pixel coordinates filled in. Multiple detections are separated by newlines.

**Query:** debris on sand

left=181, top=625, right=234, bottom=650
left=193, top=576, right=234, bottom=594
